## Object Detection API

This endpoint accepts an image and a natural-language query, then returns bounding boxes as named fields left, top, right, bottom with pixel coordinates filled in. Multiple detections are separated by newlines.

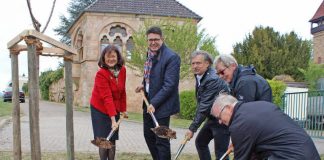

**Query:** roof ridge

left=85, top=0, right=98, bottom=11
left=173, top=0, right=202, bottom=20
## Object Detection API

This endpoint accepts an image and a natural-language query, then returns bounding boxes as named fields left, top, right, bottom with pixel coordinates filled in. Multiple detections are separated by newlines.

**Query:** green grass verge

left=74, top=106, right=192, bottom=129
left=0, top=151, right=201, bottom=160
left=1, top=151, right=323, bottom=160
left=0, top=98, right=12, bottom=117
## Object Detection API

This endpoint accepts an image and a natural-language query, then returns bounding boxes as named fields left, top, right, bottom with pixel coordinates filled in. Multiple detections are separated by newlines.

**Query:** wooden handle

left=140, top=90, right=159, bottom=127
left=141, top=90, right=150, bottom=107
left=181, top=136, right=189, bottom=145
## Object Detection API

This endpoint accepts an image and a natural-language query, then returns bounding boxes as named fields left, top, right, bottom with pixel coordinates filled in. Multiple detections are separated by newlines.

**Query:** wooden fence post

left=10, top=49, right=22, bottom=160
left=25, top=36, right=41, bottom=160
left=64, top=52, right=75, bottom=160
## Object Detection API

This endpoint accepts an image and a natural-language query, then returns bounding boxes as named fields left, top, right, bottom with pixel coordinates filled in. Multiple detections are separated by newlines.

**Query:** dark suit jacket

left=189, top=67, right=229, bottom=132
left=143, top=43, right=181, bottom=119
left=230, top=101, right=320, bottom=160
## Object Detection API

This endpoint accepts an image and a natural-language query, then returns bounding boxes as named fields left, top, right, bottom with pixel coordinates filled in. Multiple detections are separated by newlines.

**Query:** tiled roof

left=84, top=0, right=202, bottom=21
left=310, top=0, right=324, bottom=22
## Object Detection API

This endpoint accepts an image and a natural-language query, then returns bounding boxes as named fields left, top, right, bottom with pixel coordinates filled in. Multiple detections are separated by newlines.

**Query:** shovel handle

left=141, top=90, right=160, bottom=127
left=219, top=147, right=232, bottom=160
left=181, top=136, right=189, bottom=144
left=107, top=116, right=123, bottom=140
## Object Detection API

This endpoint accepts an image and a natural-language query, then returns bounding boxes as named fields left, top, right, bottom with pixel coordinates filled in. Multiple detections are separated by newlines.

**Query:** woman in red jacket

left=90, top=45, right=127, bottom=160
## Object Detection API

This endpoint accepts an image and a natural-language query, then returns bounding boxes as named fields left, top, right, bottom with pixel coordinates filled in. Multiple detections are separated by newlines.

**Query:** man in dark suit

left=135, top=26, right=181, bottom=160
left=185, top=50, right=230, bottom=160
left=211, top=94, right=320, bottom=160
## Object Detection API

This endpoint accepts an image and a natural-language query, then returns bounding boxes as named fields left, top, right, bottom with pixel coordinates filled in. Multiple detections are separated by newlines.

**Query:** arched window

left=126, top=37, right=134, bottom=59
left=100, top=35, right=109, bottom=52
left=76, top=32, right=83, bottom=61
left=109, top=25, right=127, bottom=37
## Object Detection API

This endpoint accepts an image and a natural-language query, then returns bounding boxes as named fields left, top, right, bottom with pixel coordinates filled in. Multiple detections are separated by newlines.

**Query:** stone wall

left=314, top=31, right=324, bottom=64
left=49, top=78, right=65, bottom=103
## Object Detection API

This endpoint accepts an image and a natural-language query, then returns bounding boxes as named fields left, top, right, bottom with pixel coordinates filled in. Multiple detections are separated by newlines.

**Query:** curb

left=0, top=118, right=10, bottom=128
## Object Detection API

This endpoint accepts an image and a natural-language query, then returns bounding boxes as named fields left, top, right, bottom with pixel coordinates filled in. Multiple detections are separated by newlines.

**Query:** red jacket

left=90, top=66, right=126, bottom=117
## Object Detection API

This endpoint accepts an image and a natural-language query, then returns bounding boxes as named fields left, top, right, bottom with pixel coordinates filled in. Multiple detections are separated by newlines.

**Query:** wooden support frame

left=7, top=30, right=77, bottom=160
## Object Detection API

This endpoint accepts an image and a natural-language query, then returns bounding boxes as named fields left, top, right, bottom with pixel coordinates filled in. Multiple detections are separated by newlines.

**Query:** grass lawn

left=0, top=151, right=201, bottom=160
left=0, top=98, right=12, bottom=117
left=1, top=151, right=323, bottom=159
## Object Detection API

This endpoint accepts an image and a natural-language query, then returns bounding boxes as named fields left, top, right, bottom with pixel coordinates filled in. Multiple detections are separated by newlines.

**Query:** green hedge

left=179, top=80, right=287, bottom=120
left=179, top=90, right=196, bottom=120
left=267, top=79, right=287, bottom=108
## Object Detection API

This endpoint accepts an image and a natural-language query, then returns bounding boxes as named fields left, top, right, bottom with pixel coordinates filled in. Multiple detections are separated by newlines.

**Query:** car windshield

left=4, top=87, right=23, bottom=92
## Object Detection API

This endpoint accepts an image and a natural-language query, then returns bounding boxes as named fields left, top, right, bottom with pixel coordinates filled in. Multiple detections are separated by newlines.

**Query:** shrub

left=179, top=90, right=196, bottom=120
left=39, top=68, right=64, bottom=100
left=267, top=79, right=287, bottom=108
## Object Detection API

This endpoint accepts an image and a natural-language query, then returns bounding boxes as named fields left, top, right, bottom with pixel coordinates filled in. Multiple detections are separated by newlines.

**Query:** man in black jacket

left=214, top=54, right=272, bottom=102
left=185, top=50, right=230, bottom=160
left=210, top=94, right=320, bottom=160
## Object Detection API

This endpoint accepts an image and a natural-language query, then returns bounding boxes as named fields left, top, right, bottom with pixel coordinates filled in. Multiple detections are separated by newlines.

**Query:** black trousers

left=143, top=113, right=171, bottom=160
left=195, top=118, right=230, bottom=160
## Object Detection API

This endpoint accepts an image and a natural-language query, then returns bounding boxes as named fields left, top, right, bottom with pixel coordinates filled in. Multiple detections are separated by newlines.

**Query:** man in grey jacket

left=185, top=51, right=230, bottom=160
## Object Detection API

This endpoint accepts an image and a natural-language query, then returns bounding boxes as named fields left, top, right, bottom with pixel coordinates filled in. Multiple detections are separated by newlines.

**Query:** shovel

left=219, top=145, right=233, bottom=160
left=141, top=90, right=177, bottom=139
left=173, top=136, right=190, bottom=160
left=91, top=114, right=125, bottom=149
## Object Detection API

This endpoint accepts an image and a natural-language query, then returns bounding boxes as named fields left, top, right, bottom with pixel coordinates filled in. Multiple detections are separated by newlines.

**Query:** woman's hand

left=121, top=112, right=128, bottom=118
left=110, top=116, right=118, bottom=130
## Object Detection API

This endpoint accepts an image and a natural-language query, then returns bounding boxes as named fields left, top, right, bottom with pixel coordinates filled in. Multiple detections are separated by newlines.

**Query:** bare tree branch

left=41, top=0, right=57, bottom=33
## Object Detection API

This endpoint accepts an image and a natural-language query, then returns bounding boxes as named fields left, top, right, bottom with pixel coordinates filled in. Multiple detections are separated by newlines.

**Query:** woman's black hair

left=98, top=45, right=125, bottom=70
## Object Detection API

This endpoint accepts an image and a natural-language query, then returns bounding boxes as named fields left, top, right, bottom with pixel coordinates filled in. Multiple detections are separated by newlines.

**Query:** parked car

left=2, top=87, right=25, bottom=103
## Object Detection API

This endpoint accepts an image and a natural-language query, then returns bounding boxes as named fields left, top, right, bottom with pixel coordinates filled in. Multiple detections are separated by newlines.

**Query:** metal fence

left=282, top=90, right=324, bottom=138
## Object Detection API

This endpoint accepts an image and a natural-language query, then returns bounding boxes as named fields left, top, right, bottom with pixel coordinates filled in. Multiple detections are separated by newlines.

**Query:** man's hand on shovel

left=147, top=104, right=155, bottom=113
left=140, top=90, right=177, bottom=139
left=185, top=130, right=194, bottom=140
left=219, top=142, right=234, bottom=160
left=173, top=135, right=190, bottom=160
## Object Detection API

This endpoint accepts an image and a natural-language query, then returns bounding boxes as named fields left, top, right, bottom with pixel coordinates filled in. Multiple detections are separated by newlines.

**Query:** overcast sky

left=0, top=0, right=322, bottom=91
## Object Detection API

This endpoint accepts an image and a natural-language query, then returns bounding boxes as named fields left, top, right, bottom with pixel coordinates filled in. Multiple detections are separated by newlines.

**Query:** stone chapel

left=67, top=0, right=201, bottom=110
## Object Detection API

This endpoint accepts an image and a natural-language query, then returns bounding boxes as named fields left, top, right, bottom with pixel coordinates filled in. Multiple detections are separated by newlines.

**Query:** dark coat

left=230, top=65, right=272, bottom=102
left=143, top=43, right=181, bottom=119
left=189, top=67, right=229, bottom=132
left=229, top=101, right=320, bottom=160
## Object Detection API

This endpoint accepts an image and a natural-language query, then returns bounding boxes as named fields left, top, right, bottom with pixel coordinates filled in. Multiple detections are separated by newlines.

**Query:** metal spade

left=173, top=136, right=190, bottom=160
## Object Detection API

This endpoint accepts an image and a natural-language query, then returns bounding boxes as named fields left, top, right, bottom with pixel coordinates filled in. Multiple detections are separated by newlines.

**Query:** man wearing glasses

left=210, top=94, right=320, bottom=160
left=135, top=26, right=180, bottom=160
left=185, top=50, right=230, bottom=160
left=213, top=54, right=272, bottom=102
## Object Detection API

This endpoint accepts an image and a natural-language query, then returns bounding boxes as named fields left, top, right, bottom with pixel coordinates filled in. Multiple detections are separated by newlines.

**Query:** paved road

left=0, top=99, right=200, bottom=154
left=1, top=99, right=324, bottom=155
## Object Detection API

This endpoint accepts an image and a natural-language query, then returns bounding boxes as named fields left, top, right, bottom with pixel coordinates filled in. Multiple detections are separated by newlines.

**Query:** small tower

left=310, top=1, right=324, bottom=64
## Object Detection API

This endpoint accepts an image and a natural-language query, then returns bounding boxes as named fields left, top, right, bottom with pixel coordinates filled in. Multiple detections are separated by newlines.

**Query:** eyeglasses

left=217, top=105, right=227, bottom=119
left=148, top=38, right=161, bottom=42
left=217, top=67, right=228, bottom=76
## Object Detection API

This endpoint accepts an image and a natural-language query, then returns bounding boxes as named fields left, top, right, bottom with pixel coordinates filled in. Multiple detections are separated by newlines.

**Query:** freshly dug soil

left=91, top=137, right=114, bottom=149
left=151, top=126, right=177, bottom=139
